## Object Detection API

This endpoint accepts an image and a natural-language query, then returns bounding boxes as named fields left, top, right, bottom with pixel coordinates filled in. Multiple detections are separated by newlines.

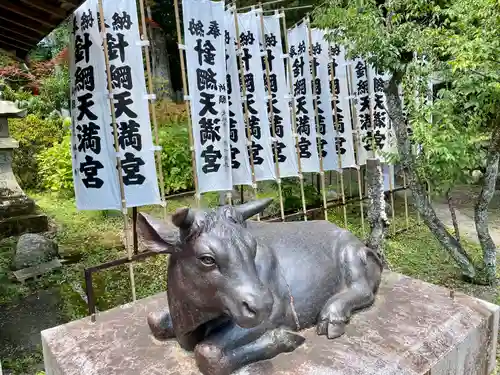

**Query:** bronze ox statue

left=138, top=198, right=383, bottom=375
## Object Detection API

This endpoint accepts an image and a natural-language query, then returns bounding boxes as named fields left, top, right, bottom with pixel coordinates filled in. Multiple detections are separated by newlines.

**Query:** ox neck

left=166, top=257, right=222, bottom=341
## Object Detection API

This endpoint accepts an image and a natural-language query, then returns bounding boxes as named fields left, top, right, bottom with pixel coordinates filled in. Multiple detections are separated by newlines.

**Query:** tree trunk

left=474, top=125, right=500, bottom=284
left=365, top=158, right=390, bottom=269
left=384, top=73, right=476, bottom=280
left=446, top=189, right=461, bottom=244
left=150, top=26, right=173, bottom=100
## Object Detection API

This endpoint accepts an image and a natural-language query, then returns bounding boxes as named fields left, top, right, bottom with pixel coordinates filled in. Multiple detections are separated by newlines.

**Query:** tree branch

left=474, top=121, right=500, bottom=285
left=384, top=72, right=476, bottom=280
left=469, top=69, right=500, bottom=84
left=446, top=189, right=461, bottom=244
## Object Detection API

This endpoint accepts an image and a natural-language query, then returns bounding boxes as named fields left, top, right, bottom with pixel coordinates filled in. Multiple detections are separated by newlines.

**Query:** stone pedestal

left=41, top=272, right=500, bottom=375
left=0, top=101, right=48, bottom=237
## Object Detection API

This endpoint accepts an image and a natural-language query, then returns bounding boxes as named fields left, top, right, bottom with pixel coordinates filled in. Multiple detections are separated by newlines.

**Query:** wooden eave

left=0, top=0, right=85, bottom=60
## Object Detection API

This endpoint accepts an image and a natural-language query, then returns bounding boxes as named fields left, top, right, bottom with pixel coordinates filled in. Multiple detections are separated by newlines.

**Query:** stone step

left=13, top=258, right=62, bottom=284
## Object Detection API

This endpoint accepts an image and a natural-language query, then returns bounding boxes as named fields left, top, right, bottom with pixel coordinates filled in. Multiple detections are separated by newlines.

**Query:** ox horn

left=171, top=207, right=195, bottom=229
left=235, top=198, right=273, bottom=220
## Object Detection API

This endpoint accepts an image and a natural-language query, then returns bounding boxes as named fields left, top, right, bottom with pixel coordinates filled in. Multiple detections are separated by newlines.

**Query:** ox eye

left=198, top=255, right=216, bottom=267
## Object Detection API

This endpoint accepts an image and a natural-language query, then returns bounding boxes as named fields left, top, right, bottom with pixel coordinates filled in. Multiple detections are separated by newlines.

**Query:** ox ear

left=137, top=212, right=181, bottom=253
left=235, top=198, right=273, bottom=220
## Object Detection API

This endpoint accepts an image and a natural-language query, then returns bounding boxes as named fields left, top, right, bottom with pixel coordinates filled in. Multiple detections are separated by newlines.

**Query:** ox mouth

left=234, top=315, right=265, bottom=329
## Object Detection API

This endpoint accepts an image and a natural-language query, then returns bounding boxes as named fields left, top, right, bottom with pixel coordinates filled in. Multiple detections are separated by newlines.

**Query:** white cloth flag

left=310, top=28, right=336, bottom=171
left=288, top=23, right=320, bottom=173
left=262, top=14, right=298, bottom=178
left=383, top=164, right=395, bottom=192
left=225, top=11, right=253, bottom=186
left=183, top=0, right=232, bottom=193
left=367, top=66, right=396, bottom=163
left=237, top=10, right=276, bottom=182
left=70, top=0, right=122, bottom=210
left=329, top=44, right=356, bottom=169
left=102, top=0, right=161, bottom=207
left=351, top=57, right=371, bottom=165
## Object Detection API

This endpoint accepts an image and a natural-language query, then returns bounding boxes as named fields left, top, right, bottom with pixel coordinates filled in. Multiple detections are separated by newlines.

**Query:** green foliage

left=37, top=67, right=71, bottom=112
left=29, top=21, right=70, bottom=62
left=37, top=134, right=74, bottom=193
left=2, top=66, right=70, bottom=117
left=158, top=123, right=194, bottom=194
left=270, top=178, right=321, bottom=212
left=314, top=0, right=499, bottom=193
left=2, top=65, right=70, bottom=191
left=9, top=115, right=68, bottom=189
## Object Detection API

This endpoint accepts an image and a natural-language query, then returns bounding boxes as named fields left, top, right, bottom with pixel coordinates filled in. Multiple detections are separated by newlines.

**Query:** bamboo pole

left=306, top=16, right=328, bottom=221
left=403, top=170, right=410, bottom=229
left=137, top=0, right=167, bottom=221
left=173, top=0, right=201, bottom=207
left=258, top=6, right=285, bottom=221
left=347, top=63, right=366, bottom=235
left=388, top=165, right=396, bottom=235
left=263, top=5, right=313, bottom=13
left=97, top=0, right=136, bottom=306
left=281, top=9, right=308, bottom=221
left=232, top=3, right=260, bottom=220
left=238, top=0, right=284, bottom=11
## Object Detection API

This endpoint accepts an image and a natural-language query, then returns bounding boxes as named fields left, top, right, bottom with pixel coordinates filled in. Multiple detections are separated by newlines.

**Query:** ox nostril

left=242, top=301, right=257, bottom=318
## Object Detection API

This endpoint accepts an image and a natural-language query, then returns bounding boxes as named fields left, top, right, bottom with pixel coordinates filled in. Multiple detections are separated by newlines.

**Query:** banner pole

left=137, top=0, right=168, bottom=220
left=388, top=165, right=396, bottom=235
left=306, top=16, right=328, bottom=221
left=403, top=171, right=410, bottom=229
left=232, top=2, right=261, bottom=220
left=258, top=6, right=285, bottom=221
left=173, top=0, right=201, bottom=207
left=97, top=0, right=136, bottom=302
left=281, top=9, right=308, bottom=221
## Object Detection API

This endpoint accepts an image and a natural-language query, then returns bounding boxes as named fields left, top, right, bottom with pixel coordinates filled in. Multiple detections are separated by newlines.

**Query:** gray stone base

left=0, top=213, right=49, bottom=238
left=41, top=272, right=500, bottom=375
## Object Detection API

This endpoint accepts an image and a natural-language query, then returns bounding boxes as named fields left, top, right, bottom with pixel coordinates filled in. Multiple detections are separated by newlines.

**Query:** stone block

left=0, top=213, right=49, bottom=238
left=41, top=272, right=500, bottom=375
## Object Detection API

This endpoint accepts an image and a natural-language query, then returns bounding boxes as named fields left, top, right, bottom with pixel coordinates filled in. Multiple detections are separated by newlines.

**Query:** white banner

left=262, top=14, right=298, bottom=178
left=367, top=66, right=396, bottom=162
left=311, top=29, right=336, bottom=171
left=329, top=44, right=356, bottom=169
left=237, top=10, right=276, bottom=182
left=225, top=11, right=252, bottom=186
left=183, top=0, right=232, bottom=193
left=351, top=57, right=371, bottom=165
left=383, top=164, right=395, bottom=192
left=70, top=0, right=121, bottom=210
left=102, top=0, right=161, bottom=207
left=288, top=23, right=320, bottom=173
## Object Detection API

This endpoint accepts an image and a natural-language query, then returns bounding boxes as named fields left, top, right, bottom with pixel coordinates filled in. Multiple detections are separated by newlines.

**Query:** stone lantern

left=0, top=100, right=48, bottom=237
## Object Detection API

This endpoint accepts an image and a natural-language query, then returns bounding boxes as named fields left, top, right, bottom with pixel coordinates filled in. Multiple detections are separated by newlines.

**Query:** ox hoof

left=195, top=343, right=231, bottom=375
left=316, top=319, right=346, bottom=339
left=273, top=329, right=306, bottom=352
left=147, top=311, right=175, bottom=340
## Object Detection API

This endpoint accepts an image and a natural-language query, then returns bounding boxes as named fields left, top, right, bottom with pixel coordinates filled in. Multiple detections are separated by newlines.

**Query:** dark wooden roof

left=0, top=0, right=85, bottom=60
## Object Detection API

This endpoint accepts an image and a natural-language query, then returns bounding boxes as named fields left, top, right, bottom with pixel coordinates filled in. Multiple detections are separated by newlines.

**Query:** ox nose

left=241, top=290, right=273, bottom=322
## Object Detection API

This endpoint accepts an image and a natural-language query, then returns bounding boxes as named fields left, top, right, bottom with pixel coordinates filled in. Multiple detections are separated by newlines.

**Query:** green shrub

left=9, top=114, right=68, bottom=189
left=37, top=134, right=74, bottom=193
left=158, top=123, right=194, bottom=194
left=37, top=67, right=70, bottom=113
